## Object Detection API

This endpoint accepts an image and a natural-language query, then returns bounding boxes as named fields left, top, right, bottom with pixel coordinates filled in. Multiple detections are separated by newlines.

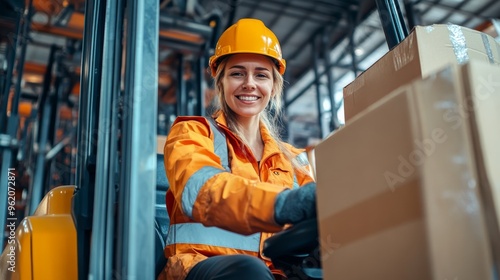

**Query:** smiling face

left=221, top=53, right=275, bottom=121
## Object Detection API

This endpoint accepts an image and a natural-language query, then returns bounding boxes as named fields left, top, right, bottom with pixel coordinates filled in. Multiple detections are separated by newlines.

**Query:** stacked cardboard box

left=343, top=24, right=500, bottom=122
left=316, top=61, right=500, bottom=279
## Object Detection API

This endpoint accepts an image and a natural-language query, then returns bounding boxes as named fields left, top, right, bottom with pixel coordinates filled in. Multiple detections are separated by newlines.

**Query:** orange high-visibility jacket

left=160, top=112, right=315, bottom=280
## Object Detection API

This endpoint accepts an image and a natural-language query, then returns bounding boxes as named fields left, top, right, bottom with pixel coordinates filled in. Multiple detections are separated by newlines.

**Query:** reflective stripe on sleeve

left=181, top=166, right=224, bottom=219
left=166, top=222, right=260, bottom=252
left=293, top=151, right=309, bottom=189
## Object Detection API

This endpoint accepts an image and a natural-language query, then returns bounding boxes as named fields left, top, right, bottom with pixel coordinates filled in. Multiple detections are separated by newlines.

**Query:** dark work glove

left=274, top=182, right=317, bottom=225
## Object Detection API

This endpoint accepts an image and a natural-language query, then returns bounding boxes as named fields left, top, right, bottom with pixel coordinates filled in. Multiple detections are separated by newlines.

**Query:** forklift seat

left=155, top=153, right=170, bottom=278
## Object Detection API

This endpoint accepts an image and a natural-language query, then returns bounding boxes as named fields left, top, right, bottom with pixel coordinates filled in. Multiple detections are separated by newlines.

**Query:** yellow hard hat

left=209, top=18, right=286, bottom=77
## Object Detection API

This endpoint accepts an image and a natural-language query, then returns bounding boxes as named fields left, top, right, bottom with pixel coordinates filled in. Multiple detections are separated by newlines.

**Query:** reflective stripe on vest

left=166, top=222, right=260, bottom=252
left=180, top=118, right=230, bottom=219
left=208, top=118, right=231, bottom=172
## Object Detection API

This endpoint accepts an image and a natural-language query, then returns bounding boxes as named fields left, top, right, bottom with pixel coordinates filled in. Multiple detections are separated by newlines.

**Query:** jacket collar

left=212, top=110, right=229, bottom=127
left=212, top=110, right=283, bottom=159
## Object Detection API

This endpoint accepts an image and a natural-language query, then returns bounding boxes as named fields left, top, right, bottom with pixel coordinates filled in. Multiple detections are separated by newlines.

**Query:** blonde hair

left=211, top=55, right=307, bottom=173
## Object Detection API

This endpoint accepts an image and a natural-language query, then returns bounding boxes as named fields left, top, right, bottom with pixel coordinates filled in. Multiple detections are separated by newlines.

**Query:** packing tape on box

left=447, top=23, right=495, bottom=64
left=447, top=23, right=469, bottom=64
left=481, top=33, right=495, bottom=64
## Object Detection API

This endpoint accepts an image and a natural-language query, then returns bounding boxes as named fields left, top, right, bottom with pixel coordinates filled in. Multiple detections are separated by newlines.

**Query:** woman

left=160, top=18, right=317, bottom=280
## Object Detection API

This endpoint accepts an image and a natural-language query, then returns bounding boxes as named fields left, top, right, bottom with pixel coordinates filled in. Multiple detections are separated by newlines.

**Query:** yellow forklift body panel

left=0, top=186, right=77, bottom=280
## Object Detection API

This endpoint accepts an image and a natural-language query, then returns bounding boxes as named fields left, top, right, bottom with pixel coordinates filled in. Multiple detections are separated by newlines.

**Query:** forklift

left=0, top=0, right=209, bottom=278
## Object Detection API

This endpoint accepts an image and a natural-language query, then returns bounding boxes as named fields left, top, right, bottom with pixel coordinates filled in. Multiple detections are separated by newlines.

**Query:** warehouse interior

left=1, top=0, right=500, bottom=279
left=2, top=0, right=500, bottom=146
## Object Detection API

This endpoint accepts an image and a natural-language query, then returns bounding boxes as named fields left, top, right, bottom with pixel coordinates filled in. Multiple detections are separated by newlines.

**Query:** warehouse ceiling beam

left=283, top=0, right=352, bottom=13
left=159, top=15, right=213, bottom=53
left=159, top=15, right=212, bottom=39
left=285, top=23, right=382, bottom=109
left=239, top=0, right=340, bottom=25
left=457, top=0, right=499, bottom=26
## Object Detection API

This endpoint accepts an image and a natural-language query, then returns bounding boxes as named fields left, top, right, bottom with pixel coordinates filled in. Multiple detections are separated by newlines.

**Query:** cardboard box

left=316, top=61, right=499, bottom=280
left=459, top=61, right=500, bottom=263
left=343, top=24, right=500, bottom=122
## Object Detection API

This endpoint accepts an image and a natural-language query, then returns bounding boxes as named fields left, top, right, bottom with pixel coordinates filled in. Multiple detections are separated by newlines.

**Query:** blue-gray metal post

left=176, top=53, right=187, bottom=116
left=312, top=36, right=325, bottom=138
left=322, top=28, right=338, bottom=133
left=375, top=0, right=409, bottom=49
left=117, top=0, right=158, bottom=278
left=0, top=0, right=31, bottom=246
left=88, top=0, right=124, bottom=278
left=282, top=65, right=290, bottom=141
left=195, top=55, right=205, bottom=116
left=404, top=0, right=421, bottom=30
left=348, top=10, right=358, bottom=78
left=0, top=1, right=23, bottom=132
left=27, top=44, right=57, bottom=215
left=73, top=0, right=106, bottom=278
